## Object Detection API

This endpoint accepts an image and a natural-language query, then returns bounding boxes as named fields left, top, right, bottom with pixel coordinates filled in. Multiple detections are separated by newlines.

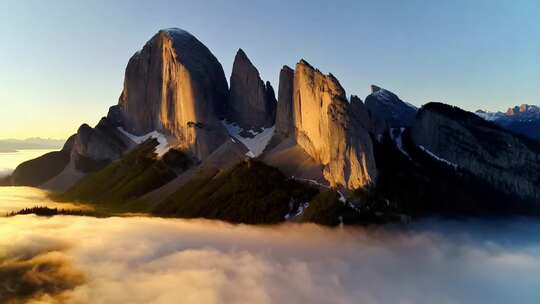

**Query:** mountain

left=476, top=104, right=540, bottom=140
left=227, top=49, right=277, bottom=129
left=118, top=28, right=229, bottom=160
left=364, top=85, right=417, bottom=128
left=7, top=28, right=230, bottom=190
left=288, top=59, right=377, bottom=189
left=5, top=27, right=540, bottom=225
left=0, top=138, right=65, bottom=152
left=9, top=118, right=133, bottom=189
left=273, top=65, right=295, bottom=141
left=413, top=103, right=540, bottom=204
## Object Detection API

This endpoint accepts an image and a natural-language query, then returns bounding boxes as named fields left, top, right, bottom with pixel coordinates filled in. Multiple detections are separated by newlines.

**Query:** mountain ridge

left=4, top=27, right=540, bottom=225
left=476, top=104, right=540, bottom=140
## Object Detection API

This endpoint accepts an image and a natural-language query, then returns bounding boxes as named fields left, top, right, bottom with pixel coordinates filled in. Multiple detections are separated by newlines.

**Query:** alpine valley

left=3, top=28, right=540, bottom=225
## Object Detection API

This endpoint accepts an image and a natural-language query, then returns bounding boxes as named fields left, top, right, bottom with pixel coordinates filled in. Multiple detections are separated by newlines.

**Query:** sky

left=0, top=0, right=539, bottom=139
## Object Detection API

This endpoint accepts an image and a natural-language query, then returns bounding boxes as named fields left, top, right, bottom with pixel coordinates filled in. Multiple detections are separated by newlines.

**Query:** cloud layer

left=2, top=215, right=540, bottom=304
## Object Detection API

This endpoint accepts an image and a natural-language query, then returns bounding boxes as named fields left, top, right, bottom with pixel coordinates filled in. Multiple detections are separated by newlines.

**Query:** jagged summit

left=476, top=104, right=540, bottom=140
left=227, top=48, right=276, bottom=129
left=506, top=104, right=540, bottom=116
left=8, top=27, right=540, bottom=225
left=273, top=65, right=295, bottom=140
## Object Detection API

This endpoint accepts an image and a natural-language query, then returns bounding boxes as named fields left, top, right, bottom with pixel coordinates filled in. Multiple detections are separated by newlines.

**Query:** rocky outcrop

left=411, top=102, right=540, bottom=204
left=10, top=116, right=131, bottom=187
left=118, top=28, right=229, bottom=160
left=365, top=85, right=417, bottom=128
left=227, top=49, right=276, bottom=129
left=292, top=60, right=377, bottom=189
left=70, top=118, right=132, bottom=172
left=274, top=65, right=295, bottom=139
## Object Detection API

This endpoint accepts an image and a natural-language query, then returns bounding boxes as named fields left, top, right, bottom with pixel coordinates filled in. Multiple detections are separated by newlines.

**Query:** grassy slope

left=152, top=160, right=319, bottom=224
left=55, top=140, right=183, bottom=211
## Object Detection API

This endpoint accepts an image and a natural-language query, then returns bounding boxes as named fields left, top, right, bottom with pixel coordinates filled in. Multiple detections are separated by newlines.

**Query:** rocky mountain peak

left=274, top=65, right=295, bottom=140
left=117, top=28, right=229, bottom=160
left=370, top=85, right=382, bottom=93
left=364, top=85, right=417, bottom=127
left=506, top=104, right=539, bottom=116
left=292, top=60, right=377, bottom=189
left=227, top=48, right=277, bottom=129
left=476, top=104, right=540, bottom=140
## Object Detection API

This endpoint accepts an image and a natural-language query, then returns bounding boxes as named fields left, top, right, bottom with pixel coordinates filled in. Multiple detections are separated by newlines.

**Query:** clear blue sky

left=1, top=0, right=539, bottom=139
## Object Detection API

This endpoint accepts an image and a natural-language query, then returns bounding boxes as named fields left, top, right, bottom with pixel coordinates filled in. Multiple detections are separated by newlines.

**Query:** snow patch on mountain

left=117, top=127, right=170, bottom=156
left=221, top=120, right=275, bottom=157
left=418, top=145, right=457, bottom=169
left=475, top=111, right=504, bottom=121
left=390, top=128, right=411, bottom=159
left=291, top=177, right=360, bottom=212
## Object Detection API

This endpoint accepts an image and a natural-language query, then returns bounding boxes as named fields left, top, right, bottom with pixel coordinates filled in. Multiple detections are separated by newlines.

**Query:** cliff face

left=274, top=65, right=295, bottom=139
left=411, top=103, right=540, bottom=203
left=227, top=49, right=276, bottom=129
left=350, top=95, right=388, bottom=137
left=118, top=28, right=229, bottom=160
left=292, top=60, right=377, bottom=189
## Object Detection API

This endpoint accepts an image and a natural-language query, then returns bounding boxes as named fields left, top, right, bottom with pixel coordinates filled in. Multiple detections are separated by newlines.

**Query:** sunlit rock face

left=228, top=49, right=276, bottom=129
left=274, top=65, right=295, bottom=139
left=412, top=102, right=540, bottom=204
left=292, top=60, right=377, bottom=189
left=118, top=28, right=229, bottom=160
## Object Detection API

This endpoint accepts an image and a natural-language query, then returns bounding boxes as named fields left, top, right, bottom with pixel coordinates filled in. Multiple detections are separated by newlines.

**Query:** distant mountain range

left=2, top=28, right=539, bottom=225
left=0, top=138, right=65, bottom=152
left=476, top=104, right=540, bottom=140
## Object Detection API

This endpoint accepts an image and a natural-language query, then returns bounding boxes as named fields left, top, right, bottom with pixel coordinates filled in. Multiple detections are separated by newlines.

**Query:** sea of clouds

left=1, top=214, right=540, bottom=304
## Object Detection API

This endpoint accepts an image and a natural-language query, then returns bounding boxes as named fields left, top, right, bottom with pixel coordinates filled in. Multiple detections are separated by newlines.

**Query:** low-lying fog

left=0, top=187, right=91, bottom=215
left=1, top=188, right=540, bottom=303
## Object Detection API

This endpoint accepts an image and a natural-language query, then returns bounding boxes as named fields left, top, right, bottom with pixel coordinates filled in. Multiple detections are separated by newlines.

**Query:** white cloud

left=2, top=215, right=540, bottom=303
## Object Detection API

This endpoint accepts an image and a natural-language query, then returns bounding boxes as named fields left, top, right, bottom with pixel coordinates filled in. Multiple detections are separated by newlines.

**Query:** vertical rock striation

left=292, top=60, right=377, bottom=189
left=227, top=49, right=277, bottom=129
left=118, top=28, right=229, bottom=160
